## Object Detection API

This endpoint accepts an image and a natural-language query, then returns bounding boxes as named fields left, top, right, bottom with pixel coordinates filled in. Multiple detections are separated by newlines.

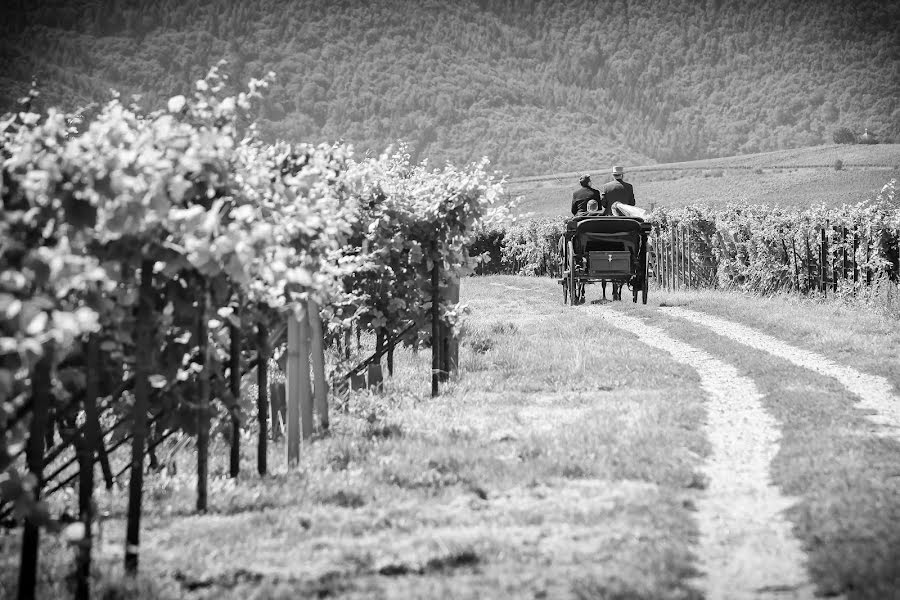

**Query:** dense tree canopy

left=1, top=0, right=897, bottom=175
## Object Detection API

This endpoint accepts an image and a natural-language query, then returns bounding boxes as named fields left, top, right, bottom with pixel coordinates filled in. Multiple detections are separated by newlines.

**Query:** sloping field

left=3, top=276, right=900, bottom=599
left=511, top=144, right=900, bottom=216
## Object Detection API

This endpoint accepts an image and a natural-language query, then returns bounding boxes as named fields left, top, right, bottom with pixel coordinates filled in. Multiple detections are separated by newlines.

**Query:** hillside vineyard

left=1, top=0, right=897, bottom=175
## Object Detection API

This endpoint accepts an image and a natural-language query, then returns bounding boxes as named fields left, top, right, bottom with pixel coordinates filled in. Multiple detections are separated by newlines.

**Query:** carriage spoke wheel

left=560, top=253, right=568, bottom=305
left=567, top=240, right=578, bottom=306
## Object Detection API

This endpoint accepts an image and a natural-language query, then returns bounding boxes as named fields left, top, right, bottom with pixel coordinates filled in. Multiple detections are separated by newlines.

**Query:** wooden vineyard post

left=229, top=313, right=241, bottom=479
left=196, top=282, right=210, bottom=513
left=820, top=226, right=828, bottom=296
left=842, top=226, right=849, bottom=282
left=686, top=225, right=692, bottom=288
left=17, top=351, right=51, bottom=600
left=298, top=311, right=314, bottom=441
left=285, top=314, right=301, bottom=467
left=853, top=228, right=859, bottom=287
left=439, top=276, right=460, bottom=381
left=125, top=260, right=153, bottom=572
left=256, top=322, right=269, bottom=475
left=667, top=228, right=673, bottom=291
left=75, top=335, right=100, bottom=600
left=286, top=307, right=314, bottom=467
left=653, top=230, right=660, bottom=289
left=676, top=225, right=682, bottom=290
left=866, top=232, right=872, bottom=286
left=431, top=257, right=441, bottom=397
left=308, top=299, right=329, bottom=431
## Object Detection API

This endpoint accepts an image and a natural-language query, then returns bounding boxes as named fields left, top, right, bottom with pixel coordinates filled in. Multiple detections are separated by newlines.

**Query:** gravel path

left=595, top=307, right=815, bottom=599
left=661, top=307, right=900, bottom=435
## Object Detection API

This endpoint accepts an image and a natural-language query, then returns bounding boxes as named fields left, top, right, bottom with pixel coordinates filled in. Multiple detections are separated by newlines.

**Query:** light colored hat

left=612, top=165, right=625, bottom=176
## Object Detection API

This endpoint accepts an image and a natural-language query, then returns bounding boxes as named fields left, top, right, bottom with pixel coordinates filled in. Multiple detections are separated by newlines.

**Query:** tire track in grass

left=661, top=307, right=900, bottom=435
left=594, top=307, right=815, bottom=600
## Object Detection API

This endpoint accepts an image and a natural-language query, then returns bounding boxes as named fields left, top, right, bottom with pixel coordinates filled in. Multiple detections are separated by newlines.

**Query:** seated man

left=599, top=165, right=635, bottom=215
left=571, top=174, right=601, bottom=216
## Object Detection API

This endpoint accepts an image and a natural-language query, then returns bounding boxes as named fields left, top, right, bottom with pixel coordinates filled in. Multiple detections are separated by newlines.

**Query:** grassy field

left=2, top=276, right=900, bottom=598
left=508, top=144, right=900, bottom=216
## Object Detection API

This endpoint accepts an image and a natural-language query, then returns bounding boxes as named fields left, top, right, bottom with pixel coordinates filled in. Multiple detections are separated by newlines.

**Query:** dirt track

left=596, top=307, right=816, bottom=599
left=661, top=307, right=900, bottom=436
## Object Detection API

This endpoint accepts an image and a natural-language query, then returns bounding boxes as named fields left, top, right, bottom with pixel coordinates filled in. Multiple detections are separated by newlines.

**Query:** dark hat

left=579, top=174, right=591, bottom=185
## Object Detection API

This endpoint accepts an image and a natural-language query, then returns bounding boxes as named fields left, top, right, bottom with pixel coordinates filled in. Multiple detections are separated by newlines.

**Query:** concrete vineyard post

left=16, top=352, right=51, bottom=600
left=256, top=322, right=269, bottom=475
left=126, top=260, right=154, bottom=572
left=308, top=299, right=329, bottom=431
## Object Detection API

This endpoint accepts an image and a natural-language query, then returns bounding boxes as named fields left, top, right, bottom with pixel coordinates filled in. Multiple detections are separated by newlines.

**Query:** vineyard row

left=1, top=67, right=507, bottom=599
left=477, top=180, right=899, bottom=309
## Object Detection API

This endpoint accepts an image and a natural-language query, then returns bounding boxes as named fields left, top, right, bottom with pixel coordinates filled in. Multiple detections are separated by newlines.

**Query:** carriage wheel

left=559, top=250, right=568, bottom=305
left=567, top=241, right=578, bottom=306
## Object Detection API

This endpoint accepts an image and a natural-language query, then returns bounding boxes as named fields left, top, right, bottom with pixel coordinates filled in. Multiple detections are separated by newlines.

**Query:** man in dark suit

left=571, top=174, right=602, bottom=215
left=600, top=165, right=635, bottom=215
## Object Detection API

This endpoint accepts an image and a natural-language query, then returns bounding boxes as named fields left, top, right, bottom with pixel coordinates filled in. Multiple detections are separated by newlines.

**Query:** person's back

left=571, top=174, right=602, bottom=215
left=599, top=165, right=635, bottom=215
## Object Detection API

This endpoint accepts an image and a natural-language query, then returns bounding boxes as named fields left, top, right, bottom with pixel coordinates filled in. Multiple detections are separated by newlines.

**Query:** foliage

left=651, top=180, right=899, bottom=294
left=833, top=127, right=856, bottom=145
left=2, top=0, right=899, bottom=174
left=0, top=66, right=506, bottom=529
left=476, top=180, right=900, bottom=294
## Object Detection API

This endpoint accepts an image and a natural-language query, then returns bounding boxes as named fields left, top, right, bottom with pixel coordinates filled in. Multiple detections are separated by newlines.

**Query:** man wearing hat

left=571, top=174, right=602, bottom=216
left=600, top=166, right=636, bottom=215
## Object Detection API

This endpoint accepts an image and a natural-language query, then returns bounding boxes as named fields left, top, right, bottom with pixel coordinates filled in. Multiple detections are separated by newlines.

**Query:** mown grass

left=617, top=299, right=900, bottom=599
left=647, top=287, right=900, bottom=396
left=0, top=275, right=708, bottom=599
left=7, top=275, right=897, bottom=598
left=604, top=285, right=900, bottom=598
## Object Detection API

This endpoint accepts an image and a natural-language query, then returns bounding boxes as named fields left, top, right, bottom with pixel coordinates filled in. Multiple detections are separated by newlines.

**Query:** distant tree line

left=1, top=0, right=897, bottom=175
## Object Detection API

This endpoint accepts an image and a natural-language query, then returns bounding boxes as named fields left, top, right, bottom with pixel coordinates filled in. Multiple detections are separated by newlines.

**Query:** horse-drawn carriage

left=558, top=203, right=652, bottom=305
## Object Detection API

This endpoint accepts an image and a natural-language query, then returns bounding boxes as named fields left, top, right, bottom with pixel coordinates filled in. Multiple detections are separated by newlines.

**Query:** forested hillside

left=1, top=0, right=898, bottom=175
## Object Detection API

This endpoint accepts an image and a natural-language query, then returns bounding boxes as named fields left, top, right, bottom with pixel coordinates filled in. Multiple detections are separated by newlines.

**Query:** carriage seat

left=564, top=217, right=646, bottom=255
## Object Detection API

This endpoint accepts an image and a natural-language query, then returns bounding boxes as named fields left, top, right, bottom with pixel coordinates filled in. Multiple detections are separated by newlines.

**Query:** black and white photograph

left=1, top=0, right=899, bottom=598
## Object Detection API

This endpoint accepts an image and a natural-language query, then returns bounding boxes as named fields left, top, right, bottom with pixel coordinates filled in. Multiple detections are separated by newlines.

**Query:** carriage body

left=558, top=215, right=652, bottom=305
